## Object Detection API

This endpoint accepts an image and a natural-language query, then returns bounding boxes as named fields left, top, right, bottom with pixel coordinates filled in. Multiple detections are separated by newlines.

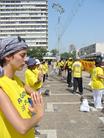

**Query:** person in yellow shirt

left=33, top=59, right=43, bottom=93
left=65, top=57, right=73, bottom=87
left=91, top=59, right=104, bottom=109
left=44, top=60, right=49, bottom=79
left=25, top=58, right=43, bottom=92
left=41, top=60, right=48, bottom=82
left=72, top=57, right=83, bottom=95
left=57, top=59, right=65, bottom=77
left=25, top=57, right=43, bottom=135
left=0, top=36, right=44, bottom=138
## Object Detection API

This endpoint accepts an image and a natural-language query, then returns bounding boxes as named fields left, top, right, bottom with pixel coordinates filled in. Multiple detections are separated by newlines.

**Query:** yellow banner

left=80, top=60, right=95, bottom=73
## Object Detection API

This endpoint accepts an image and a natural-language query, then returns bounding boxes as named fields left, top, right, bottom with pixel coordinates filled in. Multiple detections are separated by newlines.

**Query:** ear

left=5, top=55, right=13, bottom=62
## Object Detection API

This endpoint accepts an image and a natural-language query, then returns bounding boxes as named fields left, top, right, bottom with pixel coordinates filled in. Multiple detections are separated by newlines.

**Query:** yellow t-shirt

left=72, top=61, right=83, bottom=78
left=58, top=61, right=64, bottom=68
left=91, top=67, right=104, bottom=89
left=66, top=60, right=73, bottom=69
left=25, top=68, right=38, bottom=91
left=32, top=68, right=43, bottom=90
left=44, top=63, right=48, bottom=73
left=42, top=64, right=47, bottom=74
left=0, top=75, right=34, bottom=138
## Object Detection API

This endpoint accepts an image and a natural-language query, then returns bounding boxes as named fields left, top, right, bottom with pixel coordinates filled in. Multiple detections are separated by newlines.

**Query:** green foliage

left=60, top=50, right=76, bottom=59
left=70, top=50, right=76, bottom=59
left=50, top=49, right=59, bottom=56
left=27, top=47, right=48, bottom=60
left=60, top=52, right=69, bottom=59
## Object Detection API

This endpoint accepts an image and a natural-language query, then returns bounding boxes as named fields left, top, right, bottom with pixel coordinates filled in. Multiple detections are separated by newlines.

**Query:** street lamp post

left=52, top=3, right=64, bottom=59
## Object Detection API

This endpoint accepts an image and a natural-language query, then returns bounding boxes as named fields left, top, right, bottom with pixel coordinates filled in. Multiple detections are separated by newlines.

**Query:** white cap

left=35, top=59, right=41, bottom=65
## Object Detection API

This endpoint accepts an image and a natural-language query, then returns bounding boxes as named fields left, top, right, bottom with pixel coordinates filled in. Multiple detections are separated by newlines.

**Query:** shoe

left=45, top=89, right=50, bottom=96
left=80, top=95, right=84, bottom=102
left=72, top=90, right=76, bottom=94
left=80, top=93, right=83, bottom=96
left=35, top=129, right=40, bottom=135
left=68, top=83, right=72, bottom=87
left=42, top=89, right=50, bottom=96
left=72, top=92, right=76, bottom=94
left=68, top=84, right=72, bottom=87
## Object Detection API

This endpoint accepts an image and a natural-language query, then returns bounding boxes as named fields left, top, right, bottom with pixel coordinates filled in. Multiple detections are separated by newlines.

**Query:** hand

left=28, top=92, right=44, bottom=118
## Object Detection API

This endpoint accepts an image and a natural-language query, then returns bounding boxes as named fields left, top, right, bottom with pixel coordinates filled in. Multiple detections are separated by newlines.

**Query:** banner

left=80, top=60, right=95, bottom=73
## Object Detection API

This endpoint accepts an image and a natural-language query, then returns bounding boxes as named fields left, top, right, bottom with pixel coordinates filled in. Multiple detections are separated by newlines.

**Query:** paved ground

left=17, top=70, right=104, bottom=138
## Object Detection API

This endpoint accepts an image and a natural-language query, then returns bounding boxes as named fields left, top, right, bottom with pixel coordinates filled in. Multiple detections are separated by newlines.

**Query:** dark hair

left=95, top=62, right=102, bottom=67
left=0, top=59, right=4, bottom=67
left=95, top=57, right=102, bottom=67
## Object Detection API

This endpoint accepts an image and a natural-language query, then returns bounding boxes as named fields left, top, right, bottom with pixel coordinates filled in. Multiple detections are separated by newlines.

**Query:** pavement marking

left=36, top=129, right=57, bottom=138
left=45, top=102, right=98, bottom=112
left=50, top=93, right=82, bottom=97
left=99, top=117, right=104, bottom=124
left=45, top=102, right=80, bottom=112
left=50, top=93, right=74, bottom=96
left=70, top=119, right=77, bottom=124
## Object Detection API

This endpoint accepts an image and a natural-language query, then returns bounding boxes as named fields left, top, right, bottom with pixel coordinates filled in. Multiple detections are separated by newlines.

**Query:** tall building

left=0, top=0, right=48, bottom=48
left=78, top=43, right=104, bottom=58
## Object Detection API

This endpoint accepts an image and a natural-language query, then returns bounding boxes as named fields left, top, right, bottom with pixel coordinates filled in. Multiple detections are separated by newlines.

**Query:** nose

left=24, top=56, right=29, bottom=62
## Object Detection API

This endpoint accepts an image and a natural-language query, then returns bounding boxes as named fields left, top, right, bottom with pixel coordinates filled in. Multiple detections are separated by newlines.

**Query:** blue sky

left=48, top=0, right=104, bottom=53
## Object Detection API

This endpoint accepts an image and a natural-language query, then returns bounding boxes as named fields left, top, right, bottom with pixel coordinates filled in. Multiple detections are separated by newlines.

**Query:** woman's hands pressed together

left=28, top=92, right=44, bottom=118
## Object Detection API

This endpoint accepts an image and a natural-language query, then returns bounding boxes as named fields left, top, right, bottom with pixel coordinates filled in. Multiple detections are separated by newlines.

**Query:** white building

left=0, top=0, right=48, bottom=48
left=78, top=43, right=104, bottom=57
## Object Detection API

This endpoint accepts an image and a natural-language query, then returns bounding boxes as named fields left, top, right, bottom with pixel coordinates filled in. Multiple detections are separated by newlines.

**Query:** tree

left=60, top=50, right=76, bottom=59
left=27, top=47, right=48, bottom=60
left=60, top=52, right=69, bottom=59
left=50, top=49, right=59, bottom=56
left=70, top=50, right=76, bottom=59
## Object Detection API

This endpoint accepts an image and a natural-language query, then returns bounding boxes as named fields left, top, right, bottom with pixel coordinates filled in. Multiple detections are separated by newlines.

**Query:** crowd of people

left=51, top=57, right=83, bottom=95
left=0, top=35, right=104, bottom=138
left=51, top=56, right=104, bottom=110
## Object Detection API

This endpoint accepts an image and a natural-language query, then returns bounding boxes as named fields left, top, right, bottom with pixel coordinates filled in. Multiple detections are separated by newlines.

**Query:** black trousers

left=43, top=74, right=46, bottom=82
left=73, top=77, right=83, bottom=94
left=67, top=68, right=72, bottom=86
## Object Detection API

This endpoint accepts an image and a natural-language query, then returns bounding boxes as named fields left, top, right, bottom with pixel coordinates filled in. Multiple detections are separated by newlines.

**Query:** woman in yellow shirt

left=91, top=59, right=104, bottom=109
left=0, top=36, right=44, bottom=138
left=25, top=58, right=43, bottom=92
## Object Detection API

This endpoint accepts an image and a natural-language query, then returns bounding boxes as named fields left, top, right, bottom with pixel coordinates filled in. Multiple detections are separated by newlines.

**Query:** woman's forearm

left=20, top=113, right=43, bottom=134
left=0, top=89, right=44, bottom=135
left=24, top=84, right=36, bottom=95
